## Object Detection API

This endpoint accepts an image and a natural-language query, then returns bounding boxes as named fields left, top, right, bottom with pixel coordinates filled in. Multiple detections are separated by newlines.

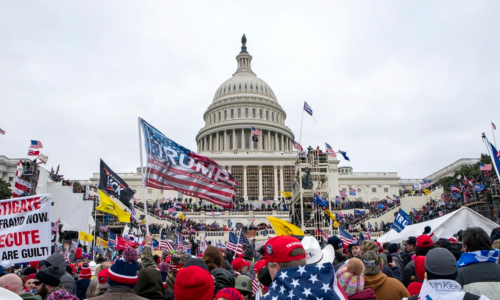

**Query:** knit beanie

left=328, top=236, right=344, bottom=250
left=336, top=258, right=365, bottom=296
left=215, top=288, right=244, bottom=300
left=174, top=266, right=214, bottom=300
left=108, top=247, right=139, bottom=287
left=79, top=262, right=92, bottom=279
left=22, top=267, right=37, bottom=276
left=183, top=258, right=209, bottom=272
left=387, top=243, right=398, bottom=254
left=46, top=289, right=78, bottom=300
left=25, top=273, right=36, bottom=283
left=36, top=265, right=61, bottom=287
left=423, top=226, right=439, bottom=244
left=158, top=262, right=170, bottom=287
left=425, top=248, right=458, bottom=280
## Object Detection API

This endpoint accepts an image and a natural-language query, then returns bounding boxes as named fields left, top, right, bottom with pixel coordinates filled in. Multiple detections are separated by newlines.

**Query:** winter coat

left=390, top=252, right=404, bottom=272
left=75, top=248, right=82, bottom=259
left=224, top=259, right=236, bottom=277
left=134, top=267, right=165, bottom=300
left=348, top=288, right=377, bottom=300
left=140, top=247, right=157, bottom=269
left=19, top=293, right=42, bottom=300
left=90, top=285, right=148, bottom=300
left=439, top=239, right=462, bottom=261
left=457, top=261, right=500, bottom=300
left=401, top=251, right=414, bottom=270
left=211, top=268, right=235, bottom=295
left=364, top=272, right=410, bottom=300
left=402, top=260, right=415, bottom=287
left=75, top=278, right=90, bottom=300
left=45, top=253, right=76, bottom=295
left=406, top=280, right=486, bottom=300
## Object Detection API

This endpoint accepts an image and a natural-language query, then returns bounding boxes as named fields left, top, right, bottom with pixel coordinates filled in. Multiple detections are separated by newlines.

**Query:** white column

left=216, top=132, right=219, bottom=151
left=258, top=165, right=263, bottom=200
left=232, top=129, right=236, bottom=150
left=224, top=130, right=227, bottom=152
left=209, top=134, right=212, bottom=152
left=280, top=166, right=284, bottom=193
left=281, top=134, right=284, bottom=151
left=228, top=166, right=232, bottom=173
left=274, top=166, right=278, bottom=200
left=268, top=131, right=271, bottom=151
left=241, top=129, right=245, bottom=150
left=243, top=166, right=248, bottom=200
left=259, top=131, right=263, bottom=151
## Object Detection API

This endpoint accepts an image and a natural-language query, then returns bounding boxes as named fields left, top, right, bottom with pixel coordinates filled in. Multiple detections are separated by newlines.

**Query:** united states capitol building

left=0, top=36, right=480, bottom=238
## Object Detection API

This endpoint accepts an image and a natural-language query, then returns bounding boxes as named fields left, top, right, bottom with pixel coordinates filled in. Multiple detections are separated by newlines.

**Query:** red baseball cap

left=254, top=259, right=267, bottom=274
left=416, top=235, right=433, bottom=248
left=264, top=236, right=305, bottom=263
left=231, top=258, right=250, bottom=271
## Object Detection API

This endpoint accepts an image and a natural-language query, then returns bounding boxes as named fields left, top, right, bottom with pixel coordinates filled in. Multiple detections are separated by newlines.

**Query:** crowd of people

left=3, top=223, right=500, bottom=300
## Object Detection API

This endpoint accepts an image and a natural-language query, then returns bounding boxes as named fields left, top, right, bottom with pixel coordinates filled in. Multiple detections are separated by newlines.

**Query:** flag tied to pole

left=99, top=159, right=135, bottom=207
left=251, top=126, right=262, bottom=136
left=140, top=118, right=237, bottom=208
left=303, top=101, right=313, bottom=116
left=325, top=142, right=336, bottom=157
left=293, top=141, right=303, bottom=151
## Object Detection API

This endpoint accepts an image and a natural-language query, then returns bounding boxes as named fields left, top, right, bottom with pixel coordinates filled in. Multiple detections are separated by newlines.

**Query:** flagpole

left=299, top=104, right=304, bottom=144
left=138, top=117, right=150, bottom=236
left=93, top=197, right=97, bottom=259
left=492, top=122, right=497, bottom=148
left=483, top=135, right=500, bottom=184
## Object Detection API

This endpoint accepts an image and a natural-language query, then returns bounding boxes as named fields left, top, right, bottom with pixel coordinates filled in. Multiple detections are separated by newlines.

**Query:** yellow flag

left=179, top=214, right=185, bottom=221
left=79, top=231, right=94, bottom=242
left=97, top=237, right=108, bottom=248
left=333, top=221, right=340, bottom=228
left=141, top=219, right=146, bottom=225
left=423, top=189, right=430, bottom=195
left=267, top=216, right=304, bottom=236
left=280, top=191, right=292, bottom=198
left=324, top=209, right=336, bottom=221
left=97, top=190, right=131, bottom=223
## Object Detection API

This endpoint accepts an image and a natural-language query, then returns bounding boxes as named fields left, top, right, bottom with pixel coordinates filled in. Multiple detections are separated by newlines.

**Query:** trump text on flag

left=0, top=195, right=52, bottom=263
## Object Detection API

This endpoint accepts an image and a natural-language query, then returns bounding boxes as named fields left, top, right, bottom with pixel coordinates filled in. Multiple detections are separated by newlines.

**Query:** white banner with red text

left=0, top=194, right=51, bottom=263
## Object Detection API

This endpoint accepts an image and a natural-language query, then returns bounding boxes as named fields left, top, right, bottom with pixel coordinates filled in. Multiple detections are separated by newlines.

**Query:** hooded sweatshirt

left=45, top=253, right=76, bottom=295
left=364, top=272, right=410, bottom=300
left=134, top=267, right=166, bottom=300
left=75, top=278, right=91, bottom=300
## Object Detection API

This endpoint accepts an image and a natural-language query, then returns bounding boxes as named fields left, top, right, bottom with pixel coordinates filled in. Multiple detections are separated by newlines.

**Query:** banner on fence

left=0, top=194, right=51, bottom=263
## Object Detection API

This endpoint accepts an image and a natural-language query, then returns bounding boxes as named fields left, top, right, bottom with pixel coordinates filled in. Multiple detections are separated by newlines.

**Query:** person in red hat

left=264, top=236, right=306, bottom=281
left=76, top=263, right=92, bottom=300
left=231, top=258, right=250, bottom=276
left=402, top=234, right=436, bottom=287
left=215, top=287, right=243, bottom=300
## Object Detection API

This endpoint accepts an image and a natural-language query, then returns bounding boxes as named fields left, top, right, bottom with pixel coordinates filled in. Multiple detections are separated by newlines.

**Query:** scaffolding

left=290, top=151, right=336, bottom=239
left=17, top=159, right=40, bottom=196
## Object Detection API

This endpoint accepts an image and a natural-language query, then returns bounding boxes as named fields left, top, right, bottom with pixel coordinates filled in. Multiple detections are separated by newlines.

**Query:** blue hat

left=327, top=236, right=344, bottom=250
left=108, top=247, right=139, bottom=287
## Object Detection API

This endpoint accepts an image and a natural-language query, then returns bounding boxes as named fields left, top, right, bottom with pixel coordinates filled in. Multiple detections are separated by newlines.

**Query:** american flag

left=140, top=119, right=237, bottom=208
left=262, top=263, right=346, bottom=300
left=450, top=185, right=461, bottom=192
left=226, top=232, right=239, bottom=252
left=493, top=122, right=497, bottom=130
left=340, top=190, right=346, bottom=196
left=480, top=163, right=492, bottom=171
left=339, top=227, right=356, bottom=246
left=160, top=240, right=175, bottom=252
left=28, top=149, right=40, bottom=156
left=0, top=128, right=5, bottom=135
left=293, top=141, right=303, bottom=151
left=325, top=142, right=337, bottom=157
left=263, top=198, right=271, bottom=205
left=182, top=241, right=191, bottom=251
left=100, top=223, right=108, bottom=232
left=12, top=162, right=32, bottom=198
left=303, top=101, right=313, bottom=116
left=51, top=219, right=60, bottom=232
left=365, top=228, right=371, bottom=240
left=30, top=140, right=43, bottom=149
left=252, top=278, right=259, bottom=296
left=109, top=232, right=116, bottom=245
left=216, top=240, right=226, bottom=250
left=251, top=126, right=262, bottom=136
left=315, top=229, right=329, bottom=241
left=349, top=188, right=356, bottom=196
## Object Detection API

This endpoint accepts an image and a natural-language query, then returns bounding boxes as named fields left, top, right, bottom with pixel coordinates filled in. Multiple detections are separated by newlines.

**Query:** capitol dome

left=196, top=35, right=295, bottom=157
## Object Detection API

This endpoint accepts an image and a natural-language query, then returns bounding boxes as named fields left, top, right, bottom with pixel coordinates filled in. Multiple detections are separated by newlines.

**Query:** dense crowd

left=3, top=223, right=500, bottom=300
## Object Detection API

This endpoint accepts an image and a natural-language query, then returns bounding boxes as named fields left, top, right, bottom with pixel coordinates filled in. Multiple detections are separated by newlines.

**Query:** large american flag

left=365, top=228, right=371, bottom=240
left=339, top=227, right=356, bottom=246
left=315, top=228, right=329, bottom=241
left=140, top=119, right=237, bottom=208
left=12, top=161, right=32, bottom=198
left=160, top=240, right=175, bottom=252
left=325, top=142, right=337, bottom=157
left=30, top=140, right=43, bottom=149
left=293, top=141, right=303, bottom=151
left=480, top=163, right=492, bottom=171
left=251, top=126, right=262, bottom=136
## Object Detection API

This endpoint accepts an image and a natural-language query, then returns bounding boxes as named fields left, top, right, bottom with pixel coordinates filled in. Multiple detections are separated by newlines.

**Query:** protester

left=0, top=273, right=42, bottom=300
left=214, top=287, right=243, bottom=300
left=360, top=240, right=401, bottom=281
left=90, top=247, right=147, bottom=300
left=401, top=236, right=416, bottom=269
left=134, top=267, right=165, bottom=300
left=231, top=258, right=250, bottom=275
left=86, top=269, right=108, bottom=298
left=336, top=258, right=377, bottom=299
left=34, top=266, right=62, bottom=300
left=174, top=265, right=214, bottom=300
left=75, top=263, right=92, bottom=300
left=234, top=275, right=252, bottom=299
left=348, top=241, right=362, bottom=258
left=438, top=237, right=462, bottom=261
left=328, top=235, right=349, bottom=270
left=24, top=274, right=37, bottom=294
left=165, top=250, right=186, bottom=292
left=361, top=250, right=410, bottom=299
left=387, top=243, right=404, bottom=271
left=402, top=234, right=435, bottom=287
left=405, top=256, right=426, bottom=296
left=456, top=227, right=500, bottom=299
left=44, top=253, right=76, bottom=295
left=406, top=248, right=489, bottom=300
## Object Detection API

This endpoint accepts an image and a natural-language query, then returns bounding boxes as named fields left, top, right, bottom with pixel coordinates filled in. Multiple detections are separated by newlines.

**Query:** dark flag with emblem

left=99, top=159, right=135, bottom=207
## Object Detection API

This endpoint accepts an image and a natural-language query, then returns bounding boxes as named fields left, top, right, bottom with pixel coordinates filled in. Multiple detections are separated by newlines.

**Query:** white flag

left=38, top=154, right=48, bottom=164
left=456, top=174, right=462, bottom=180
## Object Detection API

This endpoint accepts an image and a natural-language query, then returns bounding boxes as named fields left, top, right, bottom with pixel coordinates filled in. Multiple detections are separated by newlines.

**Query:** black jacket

left=211, top=268, right=235, bottom=295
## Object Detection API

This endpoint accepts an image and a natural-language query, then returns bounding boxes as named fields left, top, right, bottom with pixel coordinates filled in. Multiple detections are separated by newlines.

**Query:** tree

left=0, top=178, right=12, bottom=200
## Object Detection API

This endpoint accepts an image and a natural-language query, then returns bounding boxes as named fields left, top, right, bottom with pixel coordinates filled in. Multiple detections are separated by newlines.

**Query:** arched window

left=259, top=109, right=263, bottom=119
left=245, top=108, right=248, bottom=117
left=239, top=84, right=241, bottom=90
left=272, top=112, right=274, bottom=121
left=245, top=83, right=247, bottom=89
left=224, top=110, right=227, bottom=120
left=266, top=110, right=269, bottom=120
left=231, top=109, right=234, bottom=119
left=238, top=108, right=241, bottom=118
left=228, top=86, right=231, bottom=92
left=250, top=83, right=253, bottom=89
left=234, top=84, right=236, bottom=90
left=219, top=111, right=221, bottom=121
left=213, top=113, right=216, bottom=122
left=252, top=108, right=256, bottom=118
left=224, top=87, right=226, bottom=93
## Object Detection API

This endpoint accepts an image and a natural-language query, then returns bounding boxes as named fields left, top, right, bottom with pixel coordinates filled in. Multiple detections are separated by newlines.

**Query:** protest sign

left=0, top=194, right=51, bottom=263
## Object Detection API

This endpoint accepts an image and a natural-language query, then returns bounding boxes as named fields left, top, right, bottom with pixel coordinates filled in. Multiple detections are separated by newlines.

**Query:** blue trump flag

left=313, top=194, right=328, bottom=207
left=392, top=208, right=412, bottom=233
left=377, top=203, right=385, bottom=210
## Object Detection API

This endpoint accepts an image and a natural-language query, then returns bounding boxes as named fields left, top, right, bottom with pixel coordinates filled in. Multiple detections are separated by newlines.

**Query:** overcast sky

left=1, top=1, right=499, bottom=180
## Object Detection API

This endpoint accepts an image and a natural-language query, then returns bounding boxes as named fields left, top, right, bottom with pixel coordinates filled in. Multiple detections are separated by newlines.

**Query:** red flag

left=116, top=236, right=139, bottom=250
left=28, top=149, right=39, bottom=156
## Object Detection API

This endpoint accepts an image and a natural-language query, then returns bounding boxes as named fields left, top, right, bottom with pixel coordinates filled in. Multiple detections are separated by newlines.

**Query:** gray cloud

left=1, top=1, right=499, bottom=180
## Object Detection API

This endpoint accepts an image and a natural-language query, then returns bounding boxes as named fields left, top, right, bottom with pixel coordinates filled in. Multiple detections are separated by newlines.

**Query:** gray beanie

left=425, top=248, right=457, bottom=278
